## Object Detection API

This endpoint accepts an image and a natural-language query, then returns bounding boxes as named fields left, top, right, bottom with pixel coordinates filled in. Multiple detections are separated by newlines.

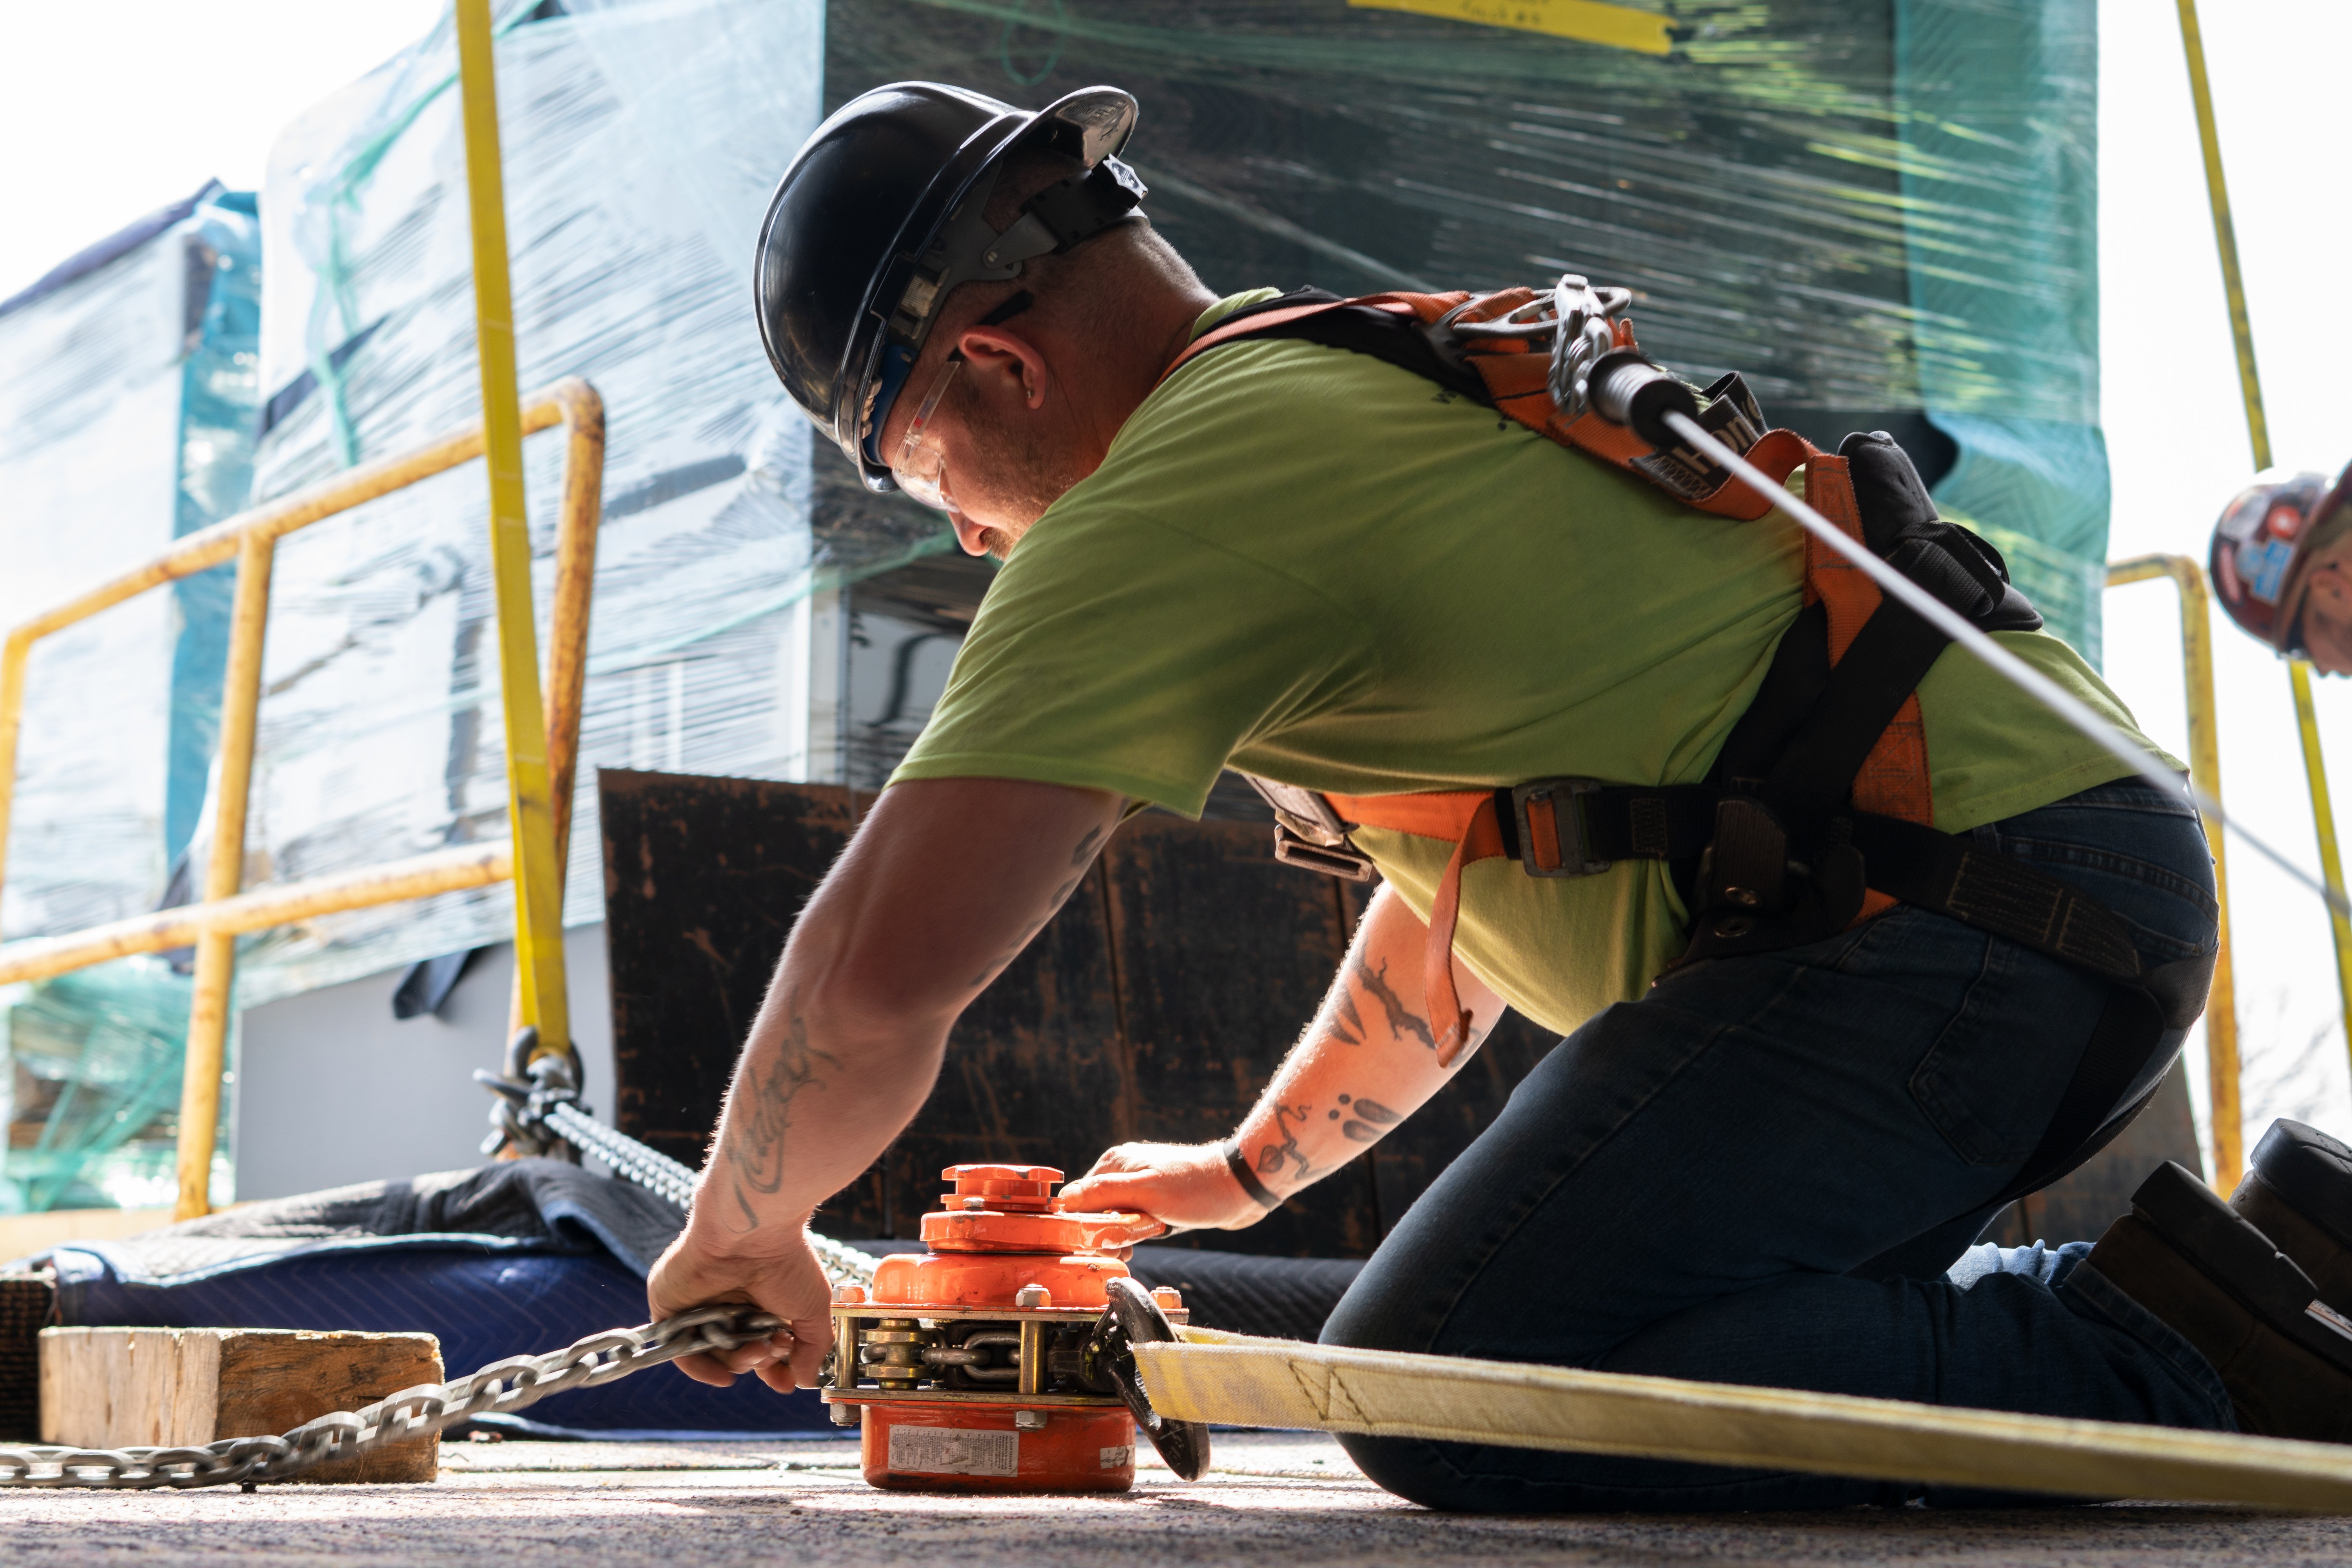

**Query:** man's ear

left=955, top=325, right=1050, bottom=410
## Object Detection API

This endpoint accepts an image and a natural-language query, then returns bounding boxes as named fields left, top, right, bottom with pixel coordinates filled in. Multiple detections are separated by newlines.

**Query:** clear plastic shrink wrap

left=230, top=0, right=838, bottom=1002
left=0, top=185, right=260, bottom=1210
left=824, top=0, right=2106, bottom=653
left=1, top=0, right=2107, bottom=1209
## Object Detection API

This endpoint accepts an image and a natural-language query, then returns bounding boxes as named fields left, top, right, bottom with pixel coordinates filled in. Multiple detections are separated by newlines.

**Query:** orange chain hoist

left=822, top=1164, right=1207, bottom=1491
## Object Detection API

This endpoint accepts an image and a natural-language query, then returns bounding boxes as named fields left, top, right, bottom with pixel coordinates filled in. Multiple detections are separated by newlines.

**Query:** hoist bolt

left=1152, top=1286, right=1183, bottom=1312
left=1015, top=1284, right=1052, bottom=1309
left=829, top=1402, right=860, bottom=1427
left=1014, top=1409, right=1047, bottom=1431
left=833, top=1283, right=867, bottom=1305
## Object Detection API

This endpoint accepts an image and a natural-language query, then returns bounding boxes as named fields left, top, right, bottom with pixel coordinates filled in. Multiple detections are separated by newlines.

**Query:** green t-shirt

left=894, top=291, right=2161, bottom=1035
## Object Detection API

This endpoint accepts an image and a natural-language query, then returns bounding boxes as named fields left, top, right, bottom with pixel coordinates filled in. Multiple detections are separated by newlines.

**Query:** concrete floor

left=4, top=1433, right=2349, bottom=1566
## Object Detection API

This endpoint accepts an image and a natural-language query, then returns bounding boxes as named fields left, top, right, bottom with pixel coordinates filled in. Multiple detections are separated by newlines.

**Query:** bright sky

left=0, top=1, right=445, bottom=301
left=0, top=1, right=2345, bottom=1168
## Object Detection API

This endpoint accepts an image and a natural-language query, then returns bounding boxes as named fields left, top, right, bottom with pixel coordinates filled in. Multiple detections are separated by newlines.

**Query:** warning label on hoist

left=887, top=1425, right=1020, bottom=1477
left=1100, top=1444, right=1134, bottom=1469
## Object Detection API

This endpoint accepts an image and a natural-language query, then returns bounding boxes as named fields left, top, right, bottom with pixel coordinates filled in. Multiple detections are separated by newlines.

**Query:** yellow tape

left=455, top=0, right=571, bottom=1060
left=1347, top=0, right=1673, bottom=56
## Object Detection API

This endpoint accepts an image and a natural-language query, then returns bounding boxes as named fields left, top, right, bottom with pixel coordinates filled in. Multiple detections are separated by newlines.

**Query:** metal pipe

left=503, top=373, right=606, bottom=1047
left=0, top=380, right=599, bottom=1217
left=2175, top=0, right=2352, bottom=1087
left=0, top=386, right=586, bottom=940
left=544, top=388, right=605, bottom=873
left=0, top=631, right=29, bottom=936
left=2290, top=662, right=2352, bottom=1079
left=455, top=0, right=570, bottom=1069
left=0, top=843, right=512, bottom=988
left=2108, top=554, right=2242, bottom=1189
left=175, top=530, right=276, bottom=1220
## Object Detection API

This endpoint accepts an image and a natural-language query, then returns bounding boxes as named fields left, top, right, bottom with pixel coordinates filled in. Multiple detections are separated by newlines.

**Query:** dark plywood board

left=599, top=772, right=1544, bottom=1257
left=1096, top=814, right=1381, bottom=1258
left=882, top=854, right=1127, bottom=1238
left=599, top=770, right=867, bottom=1169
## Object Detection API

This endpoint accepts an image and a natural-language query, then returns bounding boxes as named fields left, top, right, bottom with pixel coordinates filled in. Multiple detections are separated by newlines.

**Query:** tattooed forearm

left=1255, top=1099, right=1317, bottom=1185
left=1351, top=953, right=1436, bottom=1051
left=720, top=998, right=840, bottom=1228
left=1329, top=987, right=1366, bottom=1045
left=1338, top=1094, right=1401, bottom=1143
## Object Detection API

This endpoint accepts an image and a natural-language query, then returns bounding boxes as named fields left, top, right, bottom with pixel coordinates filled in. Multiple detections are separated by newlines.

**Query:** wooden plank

left=40, top=1327, right=441, bottom=1483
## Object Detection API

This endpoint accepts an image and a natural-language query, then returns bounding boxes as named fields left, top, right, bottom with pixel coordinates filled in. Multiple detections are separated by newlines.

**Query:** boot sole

left=2237, top=1118, right=2352, bottom=1254
left=2135, top=1159, right=2352, bottom=1372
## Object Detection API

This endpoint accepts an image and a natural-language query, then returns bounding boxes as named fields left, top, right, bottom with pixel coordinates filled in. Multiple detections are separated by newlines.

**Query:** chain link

left=0, top=1304, right=780, bottom=1491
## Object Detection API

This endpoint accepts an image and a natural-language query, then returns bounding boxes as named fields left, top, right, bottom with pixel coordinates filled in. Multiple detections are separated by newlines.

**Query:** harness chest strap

left=1183, top=279, right=2193, bottom=1216
left=1325, top=452, right=1929, bottom=1067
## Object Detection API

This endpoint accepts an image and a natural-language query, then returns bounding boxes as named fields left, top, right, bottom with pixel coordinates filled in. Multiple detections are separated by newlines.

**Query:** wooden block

left=40, top=1327, right=442, bottom=1483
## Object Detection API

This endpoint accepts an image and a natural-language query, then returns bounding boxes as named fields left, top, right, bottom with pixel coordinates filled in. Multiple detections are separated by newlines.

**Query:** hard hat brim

left=755, top=83, right=1140, bottom=495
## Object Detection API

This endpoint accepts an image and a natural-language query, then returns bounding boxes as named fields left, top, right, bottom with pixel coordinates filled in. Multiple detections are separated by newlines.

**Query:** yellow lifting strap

left=455, top=0, right=570, bottom=1062
left=1136, top=1327, right=2352, bottom=1509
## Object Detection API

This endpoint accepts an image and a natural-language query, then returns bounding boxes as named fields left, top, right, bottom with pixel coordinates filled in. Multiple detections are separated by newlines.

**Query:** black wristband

left=1222, top=1138, right=1281, bottom=1210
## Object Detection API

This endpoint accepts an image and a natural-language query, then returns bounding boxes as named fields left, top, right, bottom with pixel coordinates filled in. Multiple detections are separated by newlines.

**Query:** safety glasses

left=887, top=291, right=1033, bottom=513
left=889, top=352, right=964, bottom=512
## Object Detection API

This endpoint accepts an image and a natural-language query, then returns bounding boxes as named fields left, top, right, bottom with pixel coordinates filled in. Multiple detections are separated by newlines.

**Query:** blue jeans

left=1323, top=781, right=2229, bottom=1510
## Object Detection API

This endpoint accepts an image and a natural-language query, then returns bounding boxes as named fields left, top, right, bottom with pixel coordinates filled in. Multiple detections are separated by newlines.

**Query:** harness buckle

left=1510, top=778, right=1613, bottom=878
left=1243, top=773, right=1378, bottom=882
left=1272, top=822, right=1378, bottom=882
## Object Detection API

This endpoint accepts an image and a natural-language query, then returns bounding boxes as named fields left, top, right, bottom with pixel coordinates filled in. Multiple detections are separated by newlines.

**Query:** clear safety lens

left=891, top=355, right=963, bottom=512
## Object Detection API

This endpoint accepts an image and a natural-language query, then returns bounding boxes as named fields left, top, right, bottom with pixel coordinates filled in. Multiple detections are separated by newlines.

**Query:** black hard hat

left=755, top=82, right=1146, bottom=492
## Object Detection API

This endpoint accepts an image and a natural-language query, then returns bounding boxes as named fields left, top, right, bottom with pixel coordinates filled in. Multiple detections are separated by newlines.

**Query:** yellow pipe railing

left=0, top=380, right=605, bottom=1219
left=2107, top=554, right=2241, bottom=1190
left=2175, top=0, right=2352, bottom=1081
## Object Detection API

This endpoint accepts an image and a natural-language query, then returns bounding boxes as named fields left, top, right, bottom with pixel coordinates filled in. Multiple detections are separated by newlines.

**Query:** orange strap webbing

left=1330, top=460, right=1936, bottom=1065
left=1167, top=291, right=1938, bottom=1064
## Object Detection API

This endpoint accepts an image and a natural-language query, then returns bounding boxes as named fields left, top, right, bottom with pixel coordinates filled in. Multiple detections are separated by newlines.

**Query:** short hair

left=919, top=146, right=1195, bottom=364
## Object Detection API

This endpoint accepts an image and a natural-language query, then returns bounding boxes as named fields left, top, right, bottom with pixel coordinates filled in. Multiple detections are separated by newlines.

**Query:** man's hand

left=1080, top=886, right=1510, bottom=1223
left=1057, top=1140, right=1265, bottom=1232
left=641, top=777, right=1125, bottom=1389
left=646, top=1224, right=835, bottom=1392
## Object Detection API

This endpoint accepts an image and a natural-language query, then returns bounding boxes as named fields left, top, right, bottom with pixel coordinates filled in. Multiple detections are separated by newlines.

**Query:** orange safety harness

left=1158, top=280, right=2211, bottom=1211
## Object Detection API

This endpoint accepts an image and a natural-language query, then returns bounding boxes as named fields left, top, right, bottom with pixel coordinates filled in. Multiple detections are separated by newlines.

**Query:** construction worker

left=648, top=83, right=2352, bottom=1507
left=2210, top=464, right=2352, bottom=671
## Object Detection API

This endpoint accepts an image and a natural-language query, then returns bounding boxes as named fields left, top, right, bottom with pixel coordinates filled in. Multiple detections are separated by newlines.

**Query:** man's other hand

left=1057, top=1140, right=1264, bottom=1232
left=646, top=1225, right=834, bottom=1392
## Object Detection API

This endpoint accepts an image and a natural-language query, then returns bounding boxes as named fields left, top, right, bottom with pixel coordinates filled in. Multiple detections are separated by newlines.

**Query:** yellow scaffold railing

left=0, top=382, right=604, bottom=1220
left=2105, top=554, right=2242, bottom=1190
left=0, top=4, right=579, bottom=1222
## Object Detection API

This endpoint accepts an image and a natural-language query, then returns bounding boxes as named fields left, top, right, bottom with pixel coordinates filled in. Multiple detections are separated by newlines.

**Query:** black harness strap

left=1211, top=294, right=2201, bottom=1217
left=1758, top=603, right=1947, bottom=825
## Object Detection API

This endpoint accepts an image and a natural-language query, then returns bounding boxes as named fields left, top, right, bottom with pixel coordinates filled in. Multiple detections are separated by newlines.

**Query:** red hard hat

left=2210, top=464, right=2352, bottom=656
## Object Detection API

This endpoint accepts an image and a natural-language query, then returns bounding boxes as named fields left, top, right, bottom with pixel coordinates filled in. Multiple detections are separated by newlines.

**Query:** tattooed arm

left=647, top=777, right=1123, bottom=1391
left=1056, top=882, right=1507, bottom=1230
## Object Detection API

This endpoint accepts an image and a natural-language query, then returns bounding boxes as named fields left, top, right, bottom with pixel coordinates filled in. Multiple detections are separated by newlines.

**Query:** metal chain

left=540, top=1103, right=878, bottom=1290
left=0, top=1304, right=780, bottom=1491
left=480, top=1031, right=879, bottom=1290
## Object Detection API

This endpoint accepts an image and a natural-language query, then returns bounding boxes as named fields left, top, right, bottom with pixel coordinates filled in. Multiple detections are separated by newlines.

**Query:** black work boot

left=2076, top=1160, right=2352, bottom=1441
left=2231, top=1119, right=2352, bottom=1312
